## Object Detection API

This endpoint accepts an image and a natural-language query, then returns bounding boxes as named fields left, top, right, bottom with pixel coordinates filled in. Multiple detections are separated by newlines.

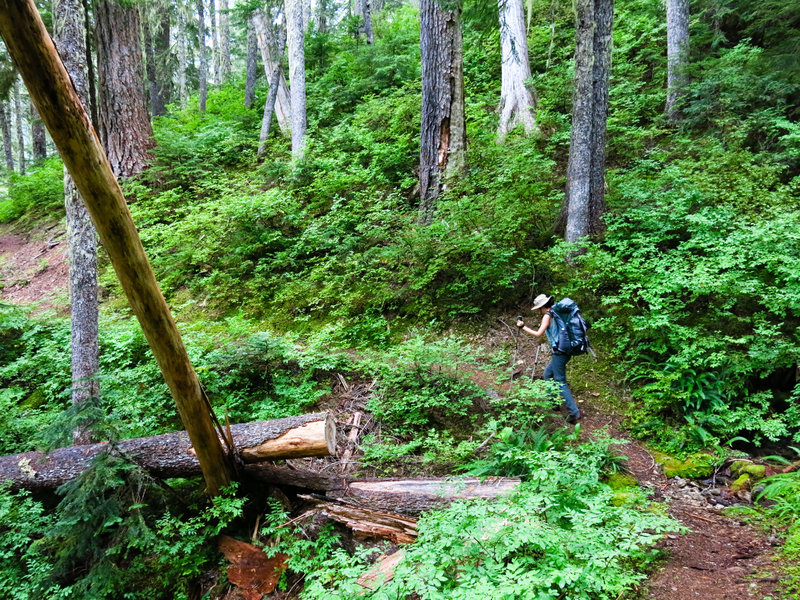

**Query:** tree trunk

left=665, top=0, right=689, bottom=123
left=145, top=17, right=162, bottom=116
left=81, top=0, right=98, bottom=127
left=177, top=5, right=188, bottom=107
left=197, top=0, right=208, bottom=111
left=0, top=413, right=335, bottom=491
left=94, top=0, right=154, bottom=178
left=13, top=79, right=25, bottom=174
left=0, top=102, right=13, bottom=171
left=244, top=16, right=258, bottom=108
left=300, top=495, right=418, bottom=544
left=0, top=0, right=234, bottom=495
left=54, top=0, right=100, bottom=447
left=253, top=9, right=292, bottom=137
left=286, top=0, right=307, bottom=161
left=156, top=13, right=172, bottom=108
left=588, top=0, right=612, bottom=235
left=497, top=0, right=537, bottom=141
left=219, top=0, right=231, bottom=80
left=418, top=0, right=465, bottom=224
left=144, top=11, right=170, bottom=117
left=209, top=0, right=219, bottom=83
left=564, top=0, right=595, bottom=243
left=30, top=100, right=46, bottom=160
left=258, top=21, right=287, bottom=156
left=357, top=0, right=374, bottom=44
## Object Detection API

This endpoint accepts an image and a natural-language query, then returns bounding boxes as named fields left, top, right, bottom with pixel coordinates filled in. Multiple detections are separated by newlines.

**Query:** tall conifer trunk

left=54, top=0, right=100, bottom=446
left=286, top=0, right=306, bottom=161
left=94, top=0, right=154, bottom=177
left=0, top=102, right=13, bottom=171
left=244, top=16, right=258, bottom=108
left=253, top=9, right=291, bottom=137
left=30, top=100, right=46, bottom=160
left=197, top=0, right=208, bottom=111
left=219, top=0, right=231, bottom=80
left=12, top=79, right=25, bottom=174
left=418, top=0, right=465, bottom=224
left=665, top=0, right=689, bottom=122
left=497, top=0, right=537, bottom=141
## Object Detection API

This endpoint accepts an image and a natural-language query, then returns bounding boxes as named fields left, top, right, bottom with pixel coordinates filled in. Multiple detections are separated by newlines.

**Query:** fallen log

left=356, top=550, right=405, bottom=591
left=329, top=477, right=521, bottom=515
left=299, top=495, right=418, bottom=544
left=0, top=413, right=335, bottom=491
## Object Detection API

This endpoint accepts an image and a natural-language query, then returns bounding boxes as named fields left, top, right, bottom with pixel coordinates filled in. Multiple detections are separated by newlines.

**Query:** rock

left=656, top=452, right=717, bottom=479
left=731, top=473, right=751, bottom=492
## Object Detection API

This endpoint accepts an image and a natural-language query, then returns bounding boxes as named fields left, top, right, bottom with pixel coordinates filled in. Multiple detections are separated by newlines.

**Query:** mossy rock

left=655, top=451, right=716, bottom=479
left=610, top=490, right=637, bottom=506
left=606, top=472, right=639, bottom=489
left=730, top=461, right=766, bottom=481
left=20, top=388, right=45, bottom=409
left=731, top=473, right=751, bottom=492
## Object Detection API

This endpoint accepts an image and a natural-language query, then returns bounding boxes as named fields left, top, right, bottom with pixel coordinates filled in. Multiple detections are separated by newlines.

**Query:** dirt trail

left=0, top=225, right=69, bottom=311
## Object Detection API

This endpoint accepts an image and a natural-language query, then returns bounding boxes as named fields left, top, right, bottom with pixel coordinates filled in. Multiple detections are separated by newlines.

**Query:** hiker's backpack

left=551, top=298, right=590, bottom=356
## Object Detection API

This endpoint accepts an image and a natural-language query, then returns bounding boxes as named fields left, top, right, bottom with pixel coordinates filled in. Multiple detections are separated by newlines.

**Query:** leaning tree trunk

left=244, top=16, right=258, bottom=108
left=219, top=0, right=231, bottom=80
left=665, top=0, right=689, bottom=123
left=418, top=0, right=465, bottom=224
left=564, top=0, right=595, bottom=243
left=588, top=0, right=612, bottom=235
left=496, top=0, right=537, bottom=141
left=253, top=9, right=291, bottom=136
left=94, top=0, right=154, bottom=178
left=197, top=0, right=208, bottom=111
left=30, top=100, right=46, bottom=160
left=54, top=0, right=100, bottom=447
left=13, top=79, right=25, bottom=174
left=0, top=102, right=13, bottom=171
left=286, top=0, right=307, bottom=161
left=0, top=0, right=234, bottom=496
left=258, top=23, right=287, bottom=157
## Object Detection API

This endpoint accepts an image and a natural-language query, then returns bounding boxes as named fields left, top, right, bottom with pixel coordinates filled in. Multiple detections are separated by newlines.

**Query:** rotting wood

left=356, top=550, right=405, bottom=591
left=299, top=495, right=418, bottom=544
left=0, top=413, right=335, bottom=491
left=339, top=411, right=363, bottom=473
left=0, top=0, right=232, bottom=495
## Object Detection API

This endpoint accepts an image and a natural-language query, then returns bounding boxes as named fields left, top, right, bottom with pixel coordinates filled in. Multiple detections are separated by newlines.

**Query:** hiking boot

left=566, top=413, right=581, bottom=424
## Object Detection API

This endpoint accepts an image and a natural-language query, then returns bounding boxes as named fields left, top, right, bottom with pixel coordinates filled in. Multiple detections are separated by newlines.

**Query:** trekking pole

left=531, top=344, right=541, bottom=380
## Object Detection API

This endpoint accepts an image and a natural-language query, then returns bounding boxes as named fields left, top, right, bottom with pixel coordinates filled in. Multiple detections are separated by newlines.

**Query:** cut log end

left=240, top=413, right=336, bottom=462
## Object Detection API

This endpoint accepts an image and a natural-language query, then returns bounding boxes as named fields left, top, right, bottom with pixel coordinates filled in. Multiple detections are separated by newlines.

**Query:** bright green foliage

left=0, top=156, right=65, bottom=224
left=293, top=437, right=679, bottom=600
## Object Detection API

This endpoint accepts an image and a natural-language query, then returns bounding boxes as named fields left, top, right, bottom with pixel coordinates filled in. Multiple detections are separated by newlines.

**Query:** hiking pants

left=543, top=353, right=580, bottom=418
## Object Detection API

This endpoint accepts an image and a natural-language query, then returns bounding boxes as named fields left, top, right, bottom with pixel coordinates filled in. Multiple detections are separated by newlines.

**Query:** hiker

left=516, top=294, right=582, bottom=424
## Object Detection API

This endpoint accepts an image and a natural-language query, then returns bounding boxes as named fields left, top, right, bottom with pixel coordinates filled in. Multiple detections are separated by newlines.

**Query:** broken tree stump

left=0, top=413, right=335, bottom=491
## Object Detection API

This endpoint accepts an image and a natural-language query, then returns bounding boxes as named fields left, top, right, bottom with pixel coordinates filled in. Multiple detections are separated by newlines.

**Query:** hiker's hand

left=516, top=319, right=525, bottom=328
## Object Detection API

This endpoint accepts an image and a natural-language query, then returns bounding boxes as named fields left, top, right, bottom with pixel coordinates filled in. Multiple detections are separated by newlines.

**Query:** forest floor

left=0, top=226, right=787, bottom=599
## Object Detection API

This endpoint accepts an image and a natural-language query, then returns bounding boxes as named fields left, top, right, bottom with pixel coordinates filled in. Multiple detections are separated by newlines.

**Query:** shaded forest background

left=1, top=0, right=800, bottom=597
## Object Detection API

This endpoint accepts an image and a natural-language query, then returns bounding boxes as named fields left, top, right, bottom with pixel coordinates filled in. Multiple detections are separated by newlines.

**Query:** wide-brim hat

left=531, top=294, right=552, bottom=310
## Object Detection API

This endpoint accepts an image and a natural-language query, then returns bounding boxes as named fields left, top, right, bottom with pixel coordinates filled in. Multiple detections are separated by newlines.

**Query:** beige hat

left=531, top=294, right=552, bottom=310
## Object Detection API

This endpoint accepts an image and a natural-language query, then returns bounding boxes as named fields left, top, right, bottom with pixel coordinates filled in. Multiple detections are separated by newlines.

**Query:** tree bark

left=0, top=0, right=234, bottom=495
left=564, top=0, right=594, bottom=244
left=144, top=11, right=170, bottom=117
left=0, top=413, right=336, bottom=491
left=253, top=9, right=291, bottom=138
left=197, top=0, right=208, bottom=111
left=13, top=79, right=25, bottom=174
left=219, top=0, right=231, bottom=80
left=418, top=0, right=465, bottom=224
left=258, top=20, right=287, bottom=157
left=81, top=0, right=98, bottom=127
left=177, top=5, right=188, bottom=107
left=94, top=0, right=154, bottom=178
left=0, top=101, right=13, bottom=171
left=300, top=495, right=418, bottom=544
left=588, top=0, right=612, bottom=235
left=244, top=16, right=258, bottom=108
left=54, top=0, right=100, bottom=447
left=30, top=100, right=46, bottom=160
left=665, top=0, right=689, bottom=123
left=329, top=477, right=521, bottom=515
left=286, top=0, right=307, bottom=161
left=497, top=0, right=537, bottom=141
left=357, top=0, right=374, bottom=44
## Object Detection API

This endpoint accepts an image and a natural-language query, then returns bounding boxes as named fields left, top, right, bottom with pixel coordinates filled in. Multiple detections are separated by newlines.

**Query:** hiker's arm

left=517, top=313, right=550, bottom=337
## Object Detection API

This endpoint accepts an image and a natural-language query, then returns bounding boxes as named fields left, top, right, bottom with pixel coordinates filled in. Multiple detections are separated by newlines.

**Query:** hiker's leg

left=551, top=354, right=580, bottom=419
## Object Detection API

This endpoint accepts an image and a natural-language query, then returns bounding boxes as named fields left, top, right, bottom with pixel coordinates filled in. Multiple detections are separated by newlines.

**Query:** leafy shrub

left=0, top=156, right=64, bottom=223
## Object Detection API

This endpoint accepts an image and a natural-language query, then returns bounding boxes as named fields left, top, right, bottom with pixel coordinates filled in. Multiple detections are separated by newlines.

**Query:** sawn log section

left=0, top=413, right=334, bottom=491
